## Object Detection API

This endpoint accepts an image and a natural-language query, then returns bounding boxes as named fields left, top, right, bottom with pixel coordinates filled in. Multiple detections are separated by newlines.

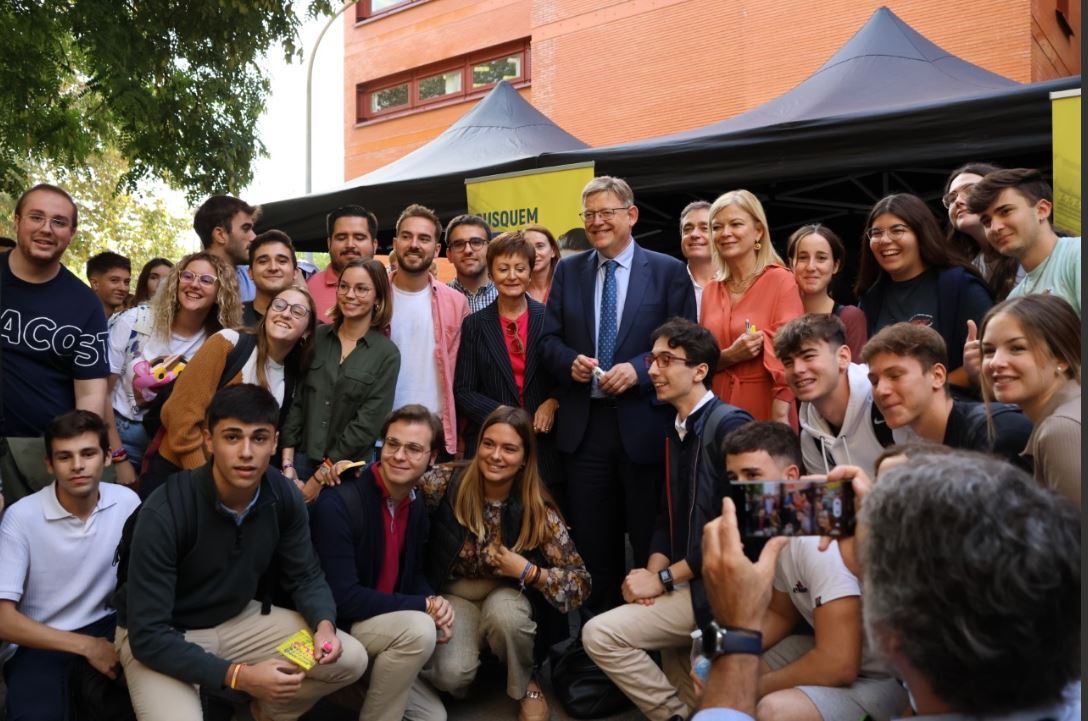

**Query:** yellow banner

left=466, top=162, right=595, bottom=238
left=1051, top=89, right=1081, bottom=234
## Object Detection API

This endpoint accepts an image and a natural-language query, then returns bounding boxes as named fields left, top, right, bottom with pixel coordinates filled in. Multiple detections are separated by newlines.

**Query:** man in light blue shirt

left=193, top=194, right=258, bottom=302
left=968, top=168, right=1080, bottom=315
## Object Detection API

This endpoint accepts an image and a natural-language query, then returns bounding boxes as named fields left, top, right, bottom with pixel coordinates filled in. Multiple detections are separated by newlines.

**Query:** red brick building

left=343, top=0, right=1080, bottom=181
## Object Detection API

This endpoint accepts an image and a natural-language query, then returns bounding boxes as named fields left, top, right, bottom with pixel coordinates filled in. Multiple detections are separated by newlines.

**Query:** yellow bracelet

left=230, top=663, right=244, bottom=689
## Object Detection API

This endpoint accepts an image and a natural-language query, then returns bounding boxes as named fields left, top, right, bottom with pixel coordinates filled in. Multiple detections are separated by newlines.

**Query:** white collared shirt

left=687, top=265, right=705, bottom=319
left=675, top=389, right=716, bottom=442
left=0, top=481, right=139, bottom=650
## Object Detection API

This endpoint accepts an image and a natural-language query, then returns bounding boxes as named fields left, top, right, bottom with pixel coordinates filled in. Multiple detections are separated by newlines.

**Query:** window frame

left=356, top=40, right=530, bottom=123
left=356, top=0, right=419, bottom=22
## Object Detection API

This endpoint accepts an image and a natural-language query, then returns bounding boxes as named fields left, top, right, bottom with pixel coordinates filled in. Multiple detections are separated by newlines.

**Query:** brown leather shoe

left=518, top=685, right=549, bottom=721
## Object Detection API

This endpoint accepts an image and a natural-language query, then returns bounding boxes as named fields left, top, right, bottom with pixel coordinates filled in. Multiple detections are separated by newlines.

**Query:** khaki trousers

left=582, top=585, right=698, bottom=721
left=332, top=610, right=445, bottom=721
left=117, top=602, right=367, bottom=721
left=423, top=578, right=535, bottom=700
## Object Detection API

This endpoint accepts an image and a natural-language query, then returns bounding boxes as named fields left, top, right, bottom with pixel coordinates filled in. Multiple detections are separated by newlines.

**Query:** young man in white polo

left=0, top=410, right=140, bottom=721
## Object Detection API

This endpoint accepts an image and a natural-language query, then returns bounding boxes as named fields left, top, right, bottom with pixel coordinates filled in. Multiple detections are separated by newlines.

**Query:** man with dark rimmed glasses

left=444, top=214, right=497, bottom=314
left=583, top=318, right=752, bottom=721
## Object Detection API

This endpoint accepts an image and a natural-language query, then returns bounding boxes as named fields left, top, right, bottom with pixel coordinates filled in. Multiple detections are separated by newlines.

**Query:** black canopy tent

left=256, top=81, right=588, bottom=249
left=259, top=6, right=1077, bottom=260
left=541, top=6, right=1077, bottom=254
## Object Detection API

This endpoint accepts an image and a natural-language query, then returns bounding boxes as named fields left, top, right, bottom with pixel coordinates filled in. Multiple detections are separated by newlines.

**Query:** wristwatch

left=658, top=567, right=675, bottom=593
left=701, top=621, right=763, bottom=658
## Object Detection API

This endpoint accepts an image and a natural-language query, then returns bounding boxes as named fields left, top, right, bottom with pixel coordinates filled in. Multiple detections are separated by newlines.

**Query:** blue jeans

left=115, top=413, right=149, bottom=470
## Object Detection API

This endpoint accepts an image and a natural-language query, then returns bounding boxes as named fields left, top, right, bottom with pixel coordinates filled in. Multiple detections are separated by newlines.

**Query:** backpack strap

left=220, top=332, right=258, bottom=388
left=699, top=403, right=738, bottom=498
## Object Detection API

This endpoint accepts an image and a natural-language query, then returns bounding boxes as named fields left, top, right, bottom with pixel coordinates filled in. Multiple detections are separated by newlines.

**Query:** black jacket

left=115, top=462, right=335, bottom=689
left=310, top=466, right=434, bottom=629
left=650, top=397, right=753, bottom=627
left=454, top=298, right=557, bottom=450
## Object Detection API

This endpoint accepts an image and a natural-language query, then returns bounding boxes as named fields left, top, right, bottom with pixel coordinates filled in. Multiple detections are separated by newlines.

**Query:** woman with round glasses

left=942, top=162, right=1022, bottom=302
left=105, top=251, right=240, bottom=484
left=786, top=224, right=868, bottom=360
left=700, top=189, right=803, bottom=426
left=523, top=224, right=561, bottom=304
left=454, top=231, right=562, bottom=495
left=980, top=294, right=1081, bottom=505
left=421, top=406, right=589, bottom=721
left=144, top=286, right=316, bottom=496
left=281, top=259, right=400, bottom=501
left=855, top=193, right=992, bottom=389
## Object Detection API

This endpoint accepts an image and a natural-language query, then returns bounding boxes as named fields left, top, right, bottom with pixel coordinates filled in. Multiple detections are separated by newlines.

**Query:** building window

left=357, top=40, right=530, bottom=122
left=418, top=69, right=463, bottom=102
left=472, top=54, right=522, bottom=88
left=369, top=82, right=410, bottom=114
left=357, top=0, right=414, bottom=21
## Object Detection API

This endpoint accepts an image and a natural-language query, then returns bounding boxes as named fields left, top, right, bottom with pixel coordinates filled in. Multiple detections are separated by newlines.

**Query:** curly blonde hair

left=151, top=252, right=242, bottom=342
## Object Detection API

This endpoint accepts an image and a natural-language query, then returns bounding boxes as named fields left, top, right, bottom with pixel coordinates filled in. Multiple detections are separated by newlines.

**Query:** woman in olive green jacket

left=281, top=259, right=400, bottom=501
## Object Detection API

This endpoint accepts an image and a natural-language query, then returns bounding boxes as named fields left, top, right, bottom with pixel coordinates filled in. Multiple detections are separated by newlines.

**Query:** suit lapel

left=581, top=250, right=598, bottom=344
left=613, top=243, right=647, bottom=352
left=479, top=305, right=519, bottom=400
left=524, top=299, right=544, bottom=391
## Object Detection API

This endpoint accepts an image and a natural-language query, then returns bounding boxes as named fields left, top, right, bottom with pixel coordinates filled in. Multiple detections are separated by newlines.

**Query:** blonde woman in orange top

left=699, top=190, right=803, bottom=426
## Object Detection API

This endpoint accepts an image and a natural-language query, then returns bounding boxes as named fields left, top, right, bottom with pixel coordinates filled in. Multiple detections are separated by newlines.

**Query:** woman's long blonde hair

left=150, top=252, right=242, bottom=342
left=708, top=189, right=784, bottom=280
left=453, top=406, right=559, bottom=552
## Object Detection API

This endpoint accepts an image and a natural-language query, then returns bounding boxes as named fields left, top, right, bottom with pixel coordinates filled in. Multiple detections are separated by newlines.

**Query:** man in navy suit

left=540, top=176, right=697, bottom=611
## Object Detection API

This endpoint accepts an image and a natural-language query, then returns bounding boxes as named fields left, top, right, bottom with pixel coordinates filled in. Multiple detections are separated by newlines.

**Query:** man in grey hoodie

left=774, top=315, right=888, bottom=477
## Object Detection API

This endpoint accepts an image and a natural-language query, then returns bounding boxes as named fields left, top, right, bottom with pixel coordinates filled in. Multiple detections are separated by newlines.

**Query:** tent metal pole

left=307, top=0, right=360, bottom=195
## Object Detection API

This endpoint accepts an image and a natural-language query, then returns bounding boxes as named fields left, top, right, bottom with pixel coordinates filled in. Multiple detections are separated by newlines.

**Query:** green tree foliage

left=0, top=149, right=193, bottom=281
left=0, top=1, right=334, bottom=203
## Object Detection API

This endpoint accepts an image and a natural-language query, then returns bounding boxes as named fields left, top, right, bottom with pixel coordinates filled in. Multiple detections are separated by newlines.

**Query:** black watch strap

left=658, top=567, right=675, bottom=592
left=701, top=621, right=763, bottom=658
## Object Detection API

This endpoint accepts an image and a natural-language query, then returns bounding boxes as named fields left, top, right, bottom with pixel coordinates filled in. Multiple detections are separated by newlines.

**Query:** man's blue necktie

left=598, top=260, right=618, bottom=370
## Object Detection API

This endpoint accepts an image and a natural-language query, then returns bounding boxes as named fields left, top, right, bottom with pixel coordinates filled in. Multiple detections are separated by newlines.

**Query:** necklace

left=726, top=270, right=758, bottom=294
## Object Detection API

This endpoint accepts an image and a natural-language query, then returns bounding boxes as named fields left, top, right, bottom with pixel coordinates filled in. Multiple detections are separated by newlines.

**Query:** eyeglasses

left=383, top=437, right=430, bottom=461
left=179, top=270, right=217, bottom=287
left=448, top=237, right=488, bottom=252
left=505, top=320, right=524, bottom=355
left=942, top=184, right=976, bottom=209
left=580, top=207, right=630, bottom=222
left=644, top=351, right=701, bottom=369
left=269, top=297, right=310, bottom=319
left=21, top=212, right=72, bottom=231
left=866, top=224, right=911, bottom=243
left=337, top=282, right=373, bottom=297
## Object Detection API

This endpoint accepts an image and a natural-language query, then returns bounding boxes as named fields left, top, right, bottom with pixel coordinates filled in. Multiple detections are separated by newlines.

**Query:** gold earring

left=754, top=241, right=762, bottom=250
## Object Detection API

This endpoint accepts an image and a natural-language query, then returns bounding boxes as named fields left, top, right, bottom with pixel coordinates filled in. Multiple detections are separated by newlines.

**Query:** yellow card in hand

left=276, top=629, right=316, bottom=671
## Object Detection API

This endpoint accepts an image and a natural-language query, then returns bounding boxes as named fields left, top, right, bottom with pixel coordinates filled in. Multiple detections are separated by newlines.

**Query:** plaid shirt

left=448, top=278, right=498, bottom=313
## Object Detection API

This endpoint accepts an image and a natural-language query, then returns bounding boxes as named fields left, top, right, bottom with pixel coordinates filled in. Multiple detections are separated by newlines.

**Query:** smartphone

left=731, top=477, right=855, bottom=539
